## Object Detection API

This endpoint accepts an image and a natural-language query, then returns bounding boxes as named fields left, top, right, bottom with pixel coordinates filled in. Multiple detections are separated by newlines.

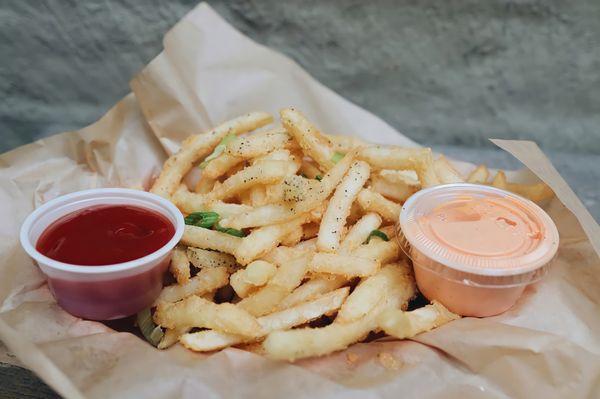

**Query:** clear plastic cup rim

left=19, top=188, right=185, bottom=275
left=399, top=183, right=559, bottom=277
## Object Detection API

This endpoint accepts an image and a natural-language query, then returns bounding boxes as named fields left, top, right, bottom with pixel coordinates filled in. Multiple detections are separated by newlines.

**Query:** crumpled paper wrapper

left=1, top=3, right=598, bottom=398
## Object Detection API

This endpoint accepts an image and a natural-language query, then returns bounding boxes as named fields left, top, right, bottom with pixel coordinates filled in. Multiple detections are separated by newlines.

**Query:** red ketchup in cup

left=20, top=189, right=184, bottom=320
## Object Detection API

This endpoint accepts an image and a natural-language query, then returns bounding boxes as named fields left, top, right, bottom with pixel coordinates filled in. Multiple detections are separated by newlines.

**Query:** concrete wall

left=1, top=0, right=599, bottom=154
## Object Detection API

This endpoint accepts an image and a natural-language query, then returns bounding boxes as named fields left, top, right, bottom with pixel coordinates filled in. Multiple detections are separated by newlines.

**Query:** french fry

left=339, top=213, right=382, bottom=254
left=151, top=112, right=272, bottom=198
left=309, top=252, right=379, bottom=277
left=186, top=247, right=238, bottom=272
left=434, top=155, right=464, bottom=184
left=507, top=182, right=554, bottom=204
left=235, top=215, right=308, bottom=265
left=154, top=266, right=229, bottom=305
left=378, top=301, right=459, bottom=339
left=194, top=175, right=217, bottom=194
left=466, top=164, right=489, bottom=184
left=172, top=184, right=252, bottom=215
left=209, top=160, right=294, bottom=201
left=336, top=263, right=415, bottom=323
left=154, top=296, right=263, bottom=338
left=325, top=134, right=368, bottom=152
left=261, top=245, right=311, bottom=266
left=180, top=288, right=349, bottom=351
left=202, top=153, right=245, bottom=180
left=181, top=225, right=242, bottom=255
left=299, top=159, right=322, bottom=179
left=230, top=260, right=277, bottom=298
left=491, top=170, right=508, bottom=189
left=357, top=189, right=401, bottom=223
left=317, top=160, right=370, bottom=252
left=225, top=128, right=297, bottom=158
left=302, top=222, right=320, bottom=240
left=219, top=150, right=357, bottom=229
left=370, top=173, right=417, bottom=203
left=277, top=275, right=347, bottom=310
left=262, top=266, right=414, bottom=361
left=281, top=108, right=336, bottom=171
left=352, top=239, right=400, bottom=265
left=358, top=146, right=439, bottom=187
left=248, top=185, right=268, bottom=207
left=169, top=246, right=190, bottom=285
left=280, top=224, right=304, bottom=247
left=158, top=326, right=191, bottom=349
left=237, top=255, right=310, bottom=316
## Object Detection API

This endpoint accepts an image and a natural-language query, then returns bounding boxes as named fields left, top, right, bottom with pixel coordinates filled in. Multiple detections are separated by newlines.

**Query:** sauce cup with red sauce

left=20, top=188, right=184, bottom=320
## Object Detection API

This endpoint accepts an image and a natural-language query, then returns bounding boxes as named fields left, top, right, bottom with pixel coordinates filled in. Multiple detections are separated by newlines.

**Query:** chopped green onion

left=315, top=175, right=323, bottom=181
left=199, top=133, right=237, bottom=168
left=215, top=223, right=247, bottom=237
left=184, top=211, right=219, bottom=228
left=366, top=229, right=389, bottom=243
left=136, top=308, right=164, bottom=347
left=331, top=152, right=345, bottom=164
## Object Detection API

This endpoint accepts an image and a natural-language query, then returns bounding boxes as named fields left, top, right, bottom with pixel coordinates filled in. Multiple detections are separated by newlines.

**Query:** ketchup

left=36, top=205, right=175, bottom=266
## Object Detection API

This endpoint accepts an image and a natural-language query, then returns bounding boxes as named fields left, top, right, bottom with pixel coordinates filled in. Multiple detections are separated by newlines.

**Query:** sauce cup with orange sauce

left=398, top=183, right=559, bottom=317
left=20, top=188, right=184, bottom=320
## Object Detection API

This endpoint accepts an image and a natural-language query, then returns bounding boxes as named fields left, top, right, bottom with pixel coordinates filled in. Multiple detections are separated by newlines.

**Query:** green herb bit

left=199, top=133, right=237, bottom=168
left=136, top=308, right=164, bottom=347
left=215, top=223, right=246, bottom=237
left=366, top=229, right=389, bottom=243
left=331, top=151, right=345, bottom=164
left=184, top=211, right=219, bottom=229
left=315, top=175, right=323, bottom=181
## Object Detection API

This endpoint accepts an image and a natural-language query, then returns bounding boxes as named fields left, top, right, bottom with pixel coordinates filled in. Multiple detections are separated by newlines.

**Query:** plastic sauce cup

left=398, top=183, right=559, bottom=317
left=20, top=188, right=184, bottom=320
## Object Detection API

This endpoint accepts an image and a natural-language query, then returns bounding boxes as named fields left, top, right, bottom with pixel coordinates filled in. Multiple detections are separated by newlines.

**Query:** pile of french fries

left=145, top=108, right=553, bottom=361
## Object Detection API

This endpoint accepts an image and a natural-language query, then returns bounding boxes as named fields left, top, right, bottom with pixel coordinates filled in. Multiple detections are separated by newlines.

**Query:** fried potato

left=281, top=108, right=336, bottom=171
left=169, top=246, right=190, bottom=285
left=225, top=128, right=297, bottom=158
left=370, top=172, right=417, bottom=203
left=230, top=260, right=277, bottom=298
left=325, top=134, right=368, bottom=152
left=434, top=155, right=464, bottom=184
left=358, top=146, right=439, bottom=187
left=466, top=164, right=489, bottom=184
left=352, top=239, right=400, bottom=265
left=180, top=288, right=349, bottom=351
left=172, top=184, right=252, bottom=215
left=151, top=112, right=272, bottom=198
left=357, top=189, right=401, bottom=223
left=202, top=153, right=245, bottom=180
left=209, top=160, right=294, bottom=201
left=261, top=245, right=311, bottom=266
left=219, top=150, right=357, bottom=229
left=186, top=247, right=238, bottom=272
left=309, top=252, right=379, bottom=277
left=237, top=255, right=310, bottom=316
left=337, top=263, right=415, bottom=323
left=339, top=213, right=382, bottom=254
left=507, top=182, right=554, bottom=204
left=194, top=175, right=217, bottom=194
left=155, top=296, right=262, bottom=338
left=491, top=170, right=508, bottom=189
left=317, top=160, right=370, bottom=252
left=158, top=326, right=191, bottom=349
left=235, top=215, right=308, bottom=265
left=154, top=266, right=229, bottom=305
left=277, top=275, right=347, bottom=311
left=299, top=159, right=322, bottom=179
left=378, top=301, right=459, bottom=339
left=181, top=225, right=242, bottom=255
left=280, top=224, right=304, bottom=247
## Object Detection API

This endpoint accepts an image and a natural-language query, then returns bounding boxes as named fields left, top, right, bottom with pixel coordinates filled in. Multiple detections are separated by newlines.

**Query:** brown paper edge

left=491, top=139, right=600, bottom=256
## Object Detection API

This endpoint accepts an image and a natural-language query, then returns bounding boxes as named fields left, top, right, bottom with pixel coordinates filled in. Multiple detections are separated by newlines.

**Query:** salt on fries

left=144, top=108, right=554, bottom=360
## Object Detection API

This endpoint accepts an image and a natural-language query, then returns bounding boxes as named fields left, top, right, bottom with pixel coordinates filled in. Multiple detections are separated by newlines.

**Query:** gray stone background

left=0, top=1, right=599, bottom=396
